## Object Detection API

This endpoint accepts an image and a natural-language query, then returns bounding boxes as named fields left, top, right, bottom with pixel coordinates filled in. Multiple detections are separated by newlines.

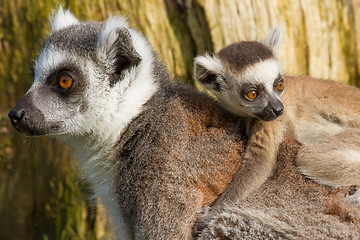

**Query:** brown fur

left=113, top=82, right=360, bottom=239
left=213, top=117, right=285, bottom=205
left=218, top=41, right=274, bottom=72
left=195, top=137, right=360, bottom=239
left=210, top=75, right=360, bottom=207
left=113, top=83, right=246, bottom=239
left=246, top=137, right=360, bottom=238
left=282, top=76, right=360, bottom=186
left=282, top=76, right=360, bottom=139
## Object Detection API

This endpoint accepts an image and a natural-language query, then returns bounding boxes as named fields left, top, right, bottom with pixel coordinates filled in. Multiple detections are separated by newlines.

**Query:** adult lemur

left=7, top=7, right=247, bottom=239
left=194, top=24, right=360, bottom=207
left=8, top=8, right=360, bottom=239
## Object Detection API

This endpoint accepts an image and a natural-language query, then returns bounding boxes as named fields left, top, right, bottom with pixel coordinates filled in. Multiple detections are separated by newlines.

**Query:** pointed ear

left=97, top=16, right=142, bottom=86
left=263, top=23, right=286, bottom=50
left=49, top=6, right=79, bottom=33
left=194, top=54, right=225, bottom=92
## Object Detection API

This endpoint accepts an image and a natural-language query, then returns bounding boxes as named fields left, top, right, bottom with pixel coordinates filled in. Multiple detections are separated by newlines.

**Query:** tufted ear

left=194, top=54, right=225, bottom=93
left=97, top=16, right=142, bottom=86
left=49, top=6, right=79, bottom=33
left=262, top=23, right=286, bottom=50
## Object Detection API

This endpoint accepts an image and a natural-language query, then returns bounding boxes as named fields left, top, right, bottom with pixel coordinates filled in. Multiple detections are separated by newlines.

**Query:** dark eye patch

left=241, top=84, right=265, bottom=101
left=45, top=63, right=86, bottom=97
left=273, top=74, right=283, bottom=87
left=273, top=74, right=284, bottom=92
left=53, top=70, right=75, bottom=95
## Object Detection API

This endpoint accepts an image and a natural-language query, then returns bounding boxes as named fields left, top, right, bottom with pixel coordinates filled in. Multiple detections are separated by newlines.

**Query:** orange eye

left=277, top=80, right=284, bottom=91
left=246, top=90, right=257, bottom=100
left=59, top=75, right=73, bottom=89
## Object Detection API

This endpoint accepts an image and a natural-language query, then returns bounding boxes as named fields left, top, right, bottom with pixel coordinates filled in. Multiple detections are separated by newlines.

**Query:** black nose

left=8, top=109, right=25, bottom=125
left=273, top=107, right=284, bottom=116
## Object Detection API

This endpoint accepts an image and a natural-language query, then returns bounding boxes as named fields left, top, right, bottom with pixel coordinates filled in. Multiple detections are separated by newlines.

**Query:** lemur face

left=9, top=22, right=100, bottom=136
left=8, top=49, right=90, bottom=136
left=8, top=9, right=155, bottom=139
left=194, top=24, right=285, bottom=121
left=224, top=58, right=284, bottom=121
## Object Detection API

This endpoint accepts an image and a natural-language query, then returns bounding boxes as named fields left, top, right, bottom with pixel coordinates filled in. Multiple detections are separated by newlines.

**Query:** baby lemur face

left=194, top=25, right=285, bottom=121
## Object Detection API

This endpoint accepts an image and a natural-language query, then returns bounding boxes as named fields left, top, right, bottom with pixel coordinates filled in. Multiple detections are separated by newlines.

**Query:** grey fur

left=8, top=91, right=50, bottom=136
left=112, top=80, right=247, bottom=238
left=45, top=22, right=103, bottom=59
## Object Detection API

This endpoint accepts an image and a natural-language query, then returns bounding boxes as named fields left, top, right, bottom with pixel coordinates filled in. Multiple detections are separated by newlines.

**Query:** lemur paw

left=192, top=206, right=222, bottom=239
left=192, top=205, right=290, bottom=240
left=192, top=206, right=211, bottom=238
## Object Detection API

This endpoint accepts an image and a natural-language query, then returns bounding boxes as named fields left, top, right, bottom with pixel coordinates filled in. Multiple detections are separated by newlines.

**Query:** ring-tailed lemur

left=8, top=8, right=360, bottom=240
left=7, top=7, right=248, bottom=239
left=194, top=24, right=360, bottom=208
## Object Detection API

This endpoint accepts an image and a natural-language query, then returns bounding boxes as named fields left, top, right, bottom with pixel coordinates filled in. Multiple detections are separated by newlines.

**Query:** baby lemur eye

left=274, top=75, right=284, bottom=92
left=59, top=74, right=73, bottom=90
left=246, top=90, right=258, bottom=100
left=276, top=80, right=284, bottom=91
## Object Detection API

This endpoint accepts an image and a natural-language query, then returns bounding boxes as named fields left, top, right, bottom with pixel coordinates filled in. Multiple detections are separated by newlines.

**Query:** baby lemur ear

left=49, top=6, right=79, bottom=33
left=262, top=23, right=286, bottom=50
left=97, top=16, right=142, bottom=86
left=194, top=54, right=225, bottom=92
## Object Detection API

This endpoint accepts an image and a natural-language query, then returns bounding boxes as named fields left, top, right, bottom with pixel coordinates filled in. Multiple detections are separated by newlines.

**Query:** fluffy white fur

left=50, top=6, right=79, bottom=33
left=34, top=49, right=69, bottom=84
left=263, top=23, right=285, bottom=50
left=194, top=53, right=224, bottom=81
left=77, top=17, right=158, bottom=240
left=34, top=10, right=159, bottom=240
left=240, top=59, right=281, bottom=91
left=96, top=16, right=129, bottom=74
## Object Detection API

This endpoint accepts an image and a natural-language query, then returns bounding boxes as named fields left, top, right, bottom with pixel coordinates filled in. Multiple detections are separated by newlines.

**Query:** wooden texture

left=1, top=0, right=360, bottom=239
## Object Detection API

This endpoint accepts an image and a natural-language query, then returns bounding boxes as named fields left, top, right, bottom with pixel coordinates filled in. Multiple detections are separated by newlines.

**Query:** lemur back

left=113, top=83, right=249, bottom=238
left=283, top=76, right=360, bottom=144
left=194, top=25, right=360, bottom=208
left=283, top=76, right=360, bottom=186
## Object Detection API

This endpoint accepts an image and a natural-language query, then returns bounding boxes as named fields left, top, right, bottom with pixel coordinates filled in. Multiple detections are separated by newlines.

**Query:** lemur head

left=194, top=24, right=285, bottom=121
left=8, top=8, right=159, bottom=144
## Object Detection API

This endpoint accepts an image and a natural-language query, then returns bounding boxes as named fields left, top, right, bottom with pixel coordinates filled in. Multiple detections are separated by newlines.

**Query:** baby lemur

left=194, top=24, right=360, bottom=206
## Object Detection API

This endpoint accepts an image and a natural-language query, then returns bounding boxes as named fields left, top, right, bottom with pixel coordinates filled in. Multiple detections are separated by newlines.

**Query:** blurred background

left=1, top=0, right=360, bottom=239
